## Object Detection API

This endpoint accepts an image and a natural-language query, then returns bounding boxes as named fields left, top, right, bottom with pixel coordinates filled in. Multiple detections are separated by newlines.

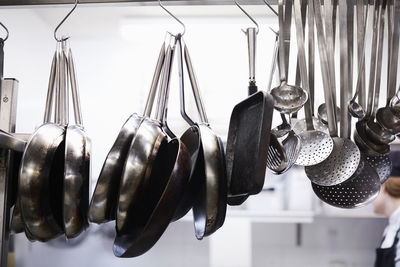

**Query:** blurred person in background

left=373, top=151, right=400, bottom=267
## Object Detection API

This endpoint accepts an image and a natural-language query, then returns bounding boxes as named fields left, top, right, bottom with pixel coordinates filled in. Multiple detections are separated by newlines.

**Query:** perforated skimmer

left=293, top=0, right=333, bottom=167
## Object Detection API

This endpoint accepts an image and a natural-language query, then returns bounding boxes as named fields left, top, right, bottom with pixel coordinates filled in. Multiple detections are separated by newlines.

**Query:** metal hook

left=234, top=0, right=259, bottom=34
left=263, top=0, right=278, bottom=17
left=159, top=0, right=186, bottom=37
left=0, top=22, right=9, bottom=42
left=54, top=0, right=78, bottom=42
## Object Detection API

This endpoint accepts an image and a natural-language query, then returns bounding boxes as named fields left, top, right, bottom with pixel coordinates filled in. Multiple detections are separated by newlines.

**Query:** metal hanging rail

left=0, top=0, right=278, bottom=6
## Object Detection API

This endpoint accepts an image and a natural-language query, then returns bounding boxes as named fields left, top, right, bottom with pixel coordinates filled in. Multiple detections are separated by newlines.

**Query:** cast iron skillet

left=89, top=42, right=165, bottom=223
left=114, top=35, right=191, bottom=257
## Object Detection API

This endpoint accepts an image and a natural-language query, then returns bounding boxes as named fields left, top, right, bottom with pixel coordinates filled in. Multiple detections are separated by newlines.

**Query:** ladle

left=270, top=0, right=308, bottom=115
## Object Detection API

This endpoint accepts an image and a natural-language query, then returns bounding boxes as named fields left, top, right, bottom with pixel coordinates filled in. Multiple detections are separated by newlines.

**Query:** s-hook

left=54, top=0, right=78, bottom=42
left=159, top=0, right=186, bottom=37
left=234, top=0, right=259, bottom=34
left=0, top=22, right=9, bottom=42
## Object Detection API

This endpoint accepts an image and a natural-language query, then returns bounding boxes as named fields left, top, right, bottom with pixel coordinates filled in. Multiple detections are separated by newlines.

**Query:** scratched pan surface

left=182, top=42, right=227, bottom=238
left=89, top=43, right=165, bottom=224
left=114, top=36, right=191, bottom=257
left=19, top=46, right=66, bottom=241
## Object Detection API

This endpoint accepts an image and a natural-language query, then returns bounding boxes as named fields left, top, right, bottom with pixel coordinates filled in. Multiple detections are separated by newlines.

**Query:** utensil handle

left=294, top=0, right=313, bottom=131
left=267, top=33, right=279, bottom=92
left=388, top=0, right=400, bottom=104
left=373, top=0, right=387, bottom=117
left=144, top=42, right=165, bottom=118
left=67, top=48, right=83, bottom=126
left=366, top=1, right=380, bottom=118
left=283, top=0, right=292, bottom=78
left=177, top=36, right=195, bottom=126
left=246, top=27, right=256, bottom=88
left=313, top=0, right=337, bottom=136
left=278, top=0, right=287, bottom=83
left=44, top=51, right=57, bottom=124
left=184, top=43, right=209, bottom=124
left=55, top=42, right=62, bottom=124
left=61, top=40, right=69, bottom=125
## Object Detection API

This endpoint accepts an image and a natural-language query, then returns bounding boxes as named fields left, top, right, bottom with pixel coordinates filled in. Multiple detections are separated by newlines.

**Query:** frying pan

left=62, top=43, right=90, bottom=238
left=115, top=38, right=176, bottom=235
left=89, top=42, right=165, bottom=223
left=171, top=36, right=201, bottom=222
left=181, top=40, right=227, bottom=238
left=226, top=27, right=274, bottom=199
left=114, top=35, right=191, bottom=257
left=18, top=42, right=65, bottom=241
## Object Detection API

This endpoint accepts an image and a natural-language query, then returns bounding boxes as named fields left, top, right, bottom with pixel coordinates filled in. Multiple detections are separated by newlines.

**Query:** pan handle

left=43, top=51, right=57, bottom=124
left=156, top=35, right=177, bottom=138
left=183, top=42, right=209, bottom=125
left=177, top=36, right=195, bottom=126
left=67, top=46, right=83, bottom=126
left=246, top=27, right=257, bottom=95
left=143, top=42, right=166, bottom=118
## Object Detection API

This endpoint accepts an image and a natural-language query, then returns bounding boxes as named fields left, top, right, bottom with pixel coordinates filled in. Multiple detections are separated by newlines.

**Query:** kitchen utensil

left=270, top=0, right=308, bottom=115
left=348, top=2, right=368, bottom=119
left=182, top=41, right=228, bottom=235
left=115, top=40, right=173, bottom=235
left=304, top=0, right=360, bottom=187
left=354, top=0, right=390, bottom=156
left=312, top=159, right=380, bottom=208
left=293, top=0, right=333, bottom=167
left=226, top=26, right=274, bottom=197
left=62, top=42, right=90, bottom=238
left=170, top=36, right=201, bottom=222
left=376, top=1, right=400, bottom=133
left=18, top=42, right=65, bottom=241
left=114, top=35, right=191, bottom=257
left=89, top=42, right=165, bottom=223
left=365, top=153, right=391, bottom=183
left=266, top=32, right=292, bottom=174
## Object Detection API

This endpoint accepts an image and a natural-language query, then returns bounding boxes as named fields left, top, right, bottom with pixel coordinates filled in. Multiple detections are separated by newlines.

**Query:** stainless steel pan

left=18, top=42, right=65, bottom=241
left=89, top=42, right=165, bottom=223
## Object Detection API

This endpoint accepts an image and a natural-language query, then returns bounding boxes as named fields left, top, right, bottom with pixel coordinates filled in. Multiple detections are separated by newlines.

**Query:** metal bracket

left=0, top=78, right=18, bottom=267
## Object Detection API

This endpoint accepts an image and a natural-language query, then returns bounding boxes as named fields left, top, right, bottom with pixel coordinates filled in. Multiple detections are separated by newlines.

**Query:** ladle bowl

left=270, top=82, right=308, bottom=114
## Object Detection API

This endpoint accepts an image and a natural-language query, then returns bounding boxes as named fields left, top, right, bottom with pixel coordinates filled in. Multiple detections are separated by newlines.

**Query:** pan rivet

left=3, top=97, right=8, bottom=103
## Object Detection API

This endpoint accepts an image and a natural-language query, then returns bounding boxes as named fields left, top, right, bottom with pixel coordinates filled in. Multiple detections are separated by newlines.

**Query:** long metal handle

left=277, top=0, right=287, bottom=83
left=339, top=0, right=350, bottom=138
left=350, top=5, right=368, bottom=106
left=177, top=37, right=195, bottom=126
left=366, top=0, right=380, bottom=118
left=267, top=33, right=279, bottom=92
left=44, top=51, right=57, bottom=123
left=55, top=42, right=62, bottom=124
left=372, top=0, right=386, bottom=117
left=246, top=27, right=256, bottom=87
left=184, top=42, right=209, bottom=124
left=387, top=0, right=400, bottom=104
left=313, top=0, right=337, bottom=136
left=67, top=48, right=83, bottom=126
left=143, top=42, right=165, bottom=117
left=61, top=39, right=69, bottom=125
left=308, top=0, right=315, bottom=114
left=293, top=0, right=313, bottom=131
